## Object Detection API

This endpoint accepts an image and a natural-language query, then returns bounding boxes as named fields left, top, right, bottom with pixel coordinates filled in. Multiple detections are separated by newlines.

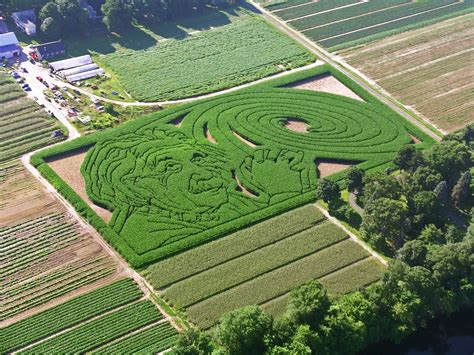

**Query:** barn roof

left=0, top=32, right=19, bottom=47
left=32, top=40, right=65, bottom=57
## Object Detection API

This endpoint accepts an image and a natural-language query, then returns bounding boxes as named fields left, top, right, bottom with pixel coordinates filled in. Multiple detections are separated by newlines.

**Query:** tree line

left=172, top=125, right=473, bottom=354
left=5, top=0, right=234, bottom=39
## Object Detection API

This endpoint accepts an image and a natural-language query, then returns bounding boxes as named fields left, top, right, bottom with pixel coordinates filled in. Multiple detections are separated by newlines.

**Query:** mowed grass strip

left=186, top=239, right=369, bottom=328
left=92, top=322, right=178, bottom=354
left=20, top=301, right=162, bottom=354
left=163, top=220, right=347, bottom=307
left=0, top=279, right=141, bottom=353
left=146, top=205, right=325, bottom=289
left=261, top=257, right=384, bottom=317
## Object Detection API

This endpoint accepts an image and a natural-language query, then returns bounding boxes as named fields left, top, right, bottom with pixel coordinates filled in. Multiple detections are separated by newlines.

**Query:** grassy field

left=0, top=72, right=64, bottom=163
left=340, top=14, right=474, bottom=132
left=62, top=7, right=315, bottom=101
left=33, top=64, right=434, bottom=267
left=263, top=0, right=472, bottom=50
left=146, top=205, right=384, bottom=328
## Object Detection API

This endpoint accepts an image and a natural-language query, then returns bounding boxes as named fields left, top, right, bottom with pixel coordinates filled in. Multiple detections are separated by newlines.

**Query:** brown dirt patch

left=0, top=162, right=60, bottom=226
left=233, top=131, right=258, bottom=148
left=284, top=119, right=310, bottom=133
left=316, top=159, right=353, bottom=178
left=286, top=73, right=364, bottom=102
left=204, top=123, right=217, bottom=144
left=46, top=148, right=112, bottom=222
left=408, top=133, right=422, bottom=144
left=232, top=171, right=257, bottom=198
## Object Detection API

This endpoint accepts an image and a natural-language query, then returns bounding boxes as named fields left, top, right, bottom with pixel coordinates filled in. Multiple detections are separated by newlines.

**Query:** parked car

left=23, top=86, right=31, bottom=91
left=43, top=81, right=49, bottom=88
left=36, top=76, right=43, bottom=82
left=21, top=83, right=29, bottom=88
left=73, top=89, right=81, bottom=95
left=21, top=67, right=28, bottom=73
left=16, top=78, right=24, bottom=84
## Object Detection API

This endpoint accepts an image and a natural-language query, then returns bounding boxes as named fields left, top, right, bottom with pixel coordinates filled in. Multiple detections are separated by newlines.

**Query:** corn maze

left=34, top=66, right=433, bottom=267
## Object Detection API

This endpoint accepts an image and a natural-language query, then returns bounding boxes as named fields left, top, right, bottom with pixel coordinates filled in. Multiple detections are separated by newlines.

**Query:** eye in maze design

left=82, top=84, right=424, bottom=263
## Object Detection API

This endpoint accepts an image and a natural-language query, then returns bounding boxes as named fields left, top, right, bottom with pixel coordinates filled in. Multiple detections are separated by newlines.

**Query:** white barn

left=0, top=32, right=20, bottom=60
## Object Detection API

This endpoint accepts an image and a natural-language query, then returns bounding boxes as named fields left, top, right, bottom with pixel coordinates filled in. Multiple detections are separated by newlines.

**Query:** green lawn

left=61, top=7, right=315, bottom=101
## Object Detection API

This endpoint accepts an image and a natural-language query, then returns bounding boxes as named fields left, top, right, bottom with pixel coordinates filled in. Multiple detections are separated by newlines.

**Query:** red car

left=36, top=76, right=43, bottom=82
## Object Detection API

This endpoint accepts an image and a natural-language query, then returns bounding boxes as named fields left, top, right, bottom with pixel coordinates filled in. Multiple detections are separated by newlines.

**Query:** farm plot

left=149, top=205, right=384, bottom=328
left=94, top=9, right=315, bottom=101
left=267, top=0, right=472, bottom=50
left=340, top=14, right=474, bottom=132
left=34, top=65, right=434, bottom=268
left=0, top=73, right=63, bottom=163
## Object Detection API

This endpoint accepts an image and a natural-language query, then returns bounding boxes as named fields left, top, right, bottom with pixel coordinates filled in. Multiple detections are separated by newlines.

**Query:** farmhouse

left=30, top=40, right=65, bottom=60
left=11, top=10, right=36, bottom=36
left=0, top=32, right=20, bottom=60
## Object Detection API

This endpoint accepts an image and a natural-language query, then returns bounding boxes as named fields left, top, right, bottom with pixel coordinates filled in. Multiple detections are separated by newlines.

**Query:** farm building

left=50, top=54, right=104, bottom=82
left=49, top=55, right=93, bottom=72
left=0, top=32, right=20, bottom=60
left=30, top=40, right=65, bottom=60
left=11, top=10, right=36, bottom=36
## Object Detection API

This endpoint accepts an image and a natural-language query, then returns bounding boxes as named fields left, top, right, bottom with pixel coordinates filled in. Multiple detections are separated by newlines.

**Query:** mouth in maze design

left=188, top=174, right=225, bottom=195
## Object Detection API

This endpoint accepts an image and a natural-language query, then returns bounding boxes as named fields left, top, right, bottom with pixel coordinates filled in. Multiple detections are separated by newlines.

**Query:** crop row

left=163, top=220, right=348, bottom=307
left=0, top=212, right=64, bottom=239
left=20, top=300, right=162, bottom=354
left=265, top=0, right=313, bottom=11
left=261, top=257, right=384, bottom=316
left=147, top=204, right=325, bottom=288
left=102, top=14, right=315, bottom=101
left=187, top=239, right=370, bottom=328
left=302, top=0, right=468, bottom=47
left=0, top=279, right=142, bottom=353
left=276, top=0, right=359, bottom=20
left=1, top=267, right=115, bottom=320
left=92, top=322, right=178, bottom=354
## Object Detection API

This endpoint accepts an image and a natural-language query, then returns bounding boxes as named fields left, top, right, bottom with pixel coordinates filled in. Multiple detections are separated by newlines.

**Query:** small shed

left=0, top=32, right=20, bottom=60
left=11, top=10, right=36, bottom=36
left=31, top=40, right=65, bottom=60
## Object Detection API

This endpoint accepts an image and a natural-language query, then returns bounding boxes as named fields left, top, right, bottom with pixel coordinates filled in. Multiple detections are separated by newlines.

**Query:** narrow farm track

left=244, top=0, right=443, bottom=141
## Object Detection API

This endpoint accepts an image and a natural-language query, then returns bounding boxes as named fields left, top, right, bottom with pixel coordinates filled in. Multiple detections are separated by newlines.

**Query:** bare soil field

left=284, top=119, right=310, bottom=133
left=340, top=14, right=474, bottom=132
left=46, top=149, right=113, bottom=222
left=0, top=161, right=122, bottom=326
left=286, top=73, right=364, bottom=101
left=316, top=159, right=353, bottom=178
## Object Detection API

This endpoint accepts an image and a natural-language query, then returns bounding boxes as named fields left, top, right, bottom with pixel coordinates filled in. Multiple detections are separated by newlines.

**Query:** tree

left=346, top=166, right=364, bottom=193
left=315, top=178, right=340, bottom=203
left=427, top=140, right=471, bottom=185
left=215, top=305, right=272, bottom=355
left=286, top=280, right=331, bottom=330
left=102, top=0, right=134, bottom=32
left=394, top=145, right=423, bottom=172
left=408, top=190, right=438, bottom=227
left=362, top=198, right=408, bottom=251
left=55, top=0, right=89, bottom=35
left=40, top=17, right=61, bottom=39
left=39, top=1, right=61, bottom=22
left=173, top=328, right=213, bottom=355
left=408, top=166, right=442, bottom=193
left=363, top=173, right=402, bottom=204
left=397, top=239, right=428, bottom=266
left=420, top=224, right=444, bottom=245
left=434, top=181, right=449, bottom=205
left=451, top=171, right=472, bottom=207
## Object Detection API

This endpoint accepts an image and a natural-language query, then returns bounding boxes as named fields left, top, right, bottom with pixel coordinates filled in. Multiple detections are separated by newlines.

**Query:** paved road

left=243, top=0, right=442, bottom=142
left=17, top=52, right=80, bottom=139
left=349, top=192, right=364, bottom=215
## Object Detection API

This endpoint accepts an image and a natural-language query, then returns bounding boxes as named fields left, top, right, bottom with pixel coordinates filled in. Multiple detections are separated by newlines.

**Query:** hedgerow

left=163, top=220, right=348, bottom=308
left=0, top=279, right=141, bottom=353
left=186, top=239, right=369, bottom=328
left=32, top=65, right=434, bottom=268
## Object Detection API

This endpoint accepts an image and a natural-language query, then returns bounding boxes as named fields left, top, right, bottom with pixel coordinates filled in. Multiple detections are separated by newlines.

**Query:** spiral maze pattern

left=83, top=87, right=418, bottom=261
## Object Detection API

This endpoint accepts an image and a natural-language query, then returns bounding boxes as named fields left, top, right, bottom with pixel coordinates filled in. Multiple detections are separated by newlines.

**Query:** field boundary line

left=314, top=203, right=388, bottom=266
left=300, top=1, right=413, bottom=32
left=86, top=318, right=169, bottom=353
left=173, top=236, right=351, bottom=308
left=272, top=0, right=319, bottom=13
left=318, top=1, right=464, bottom=43
left=157, top=218, right=328, bottom=289
left=378, top=47, right=473, bottom=81
left=11, top=297, right=146, bottom=354
left=286, top=1, right=367, bottom=23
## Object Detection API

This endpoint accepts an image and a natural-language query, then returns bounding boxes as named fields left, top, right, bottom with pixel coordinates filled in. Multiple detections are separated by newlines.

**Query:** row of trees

left=172, top=125, right=473, bottom=354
